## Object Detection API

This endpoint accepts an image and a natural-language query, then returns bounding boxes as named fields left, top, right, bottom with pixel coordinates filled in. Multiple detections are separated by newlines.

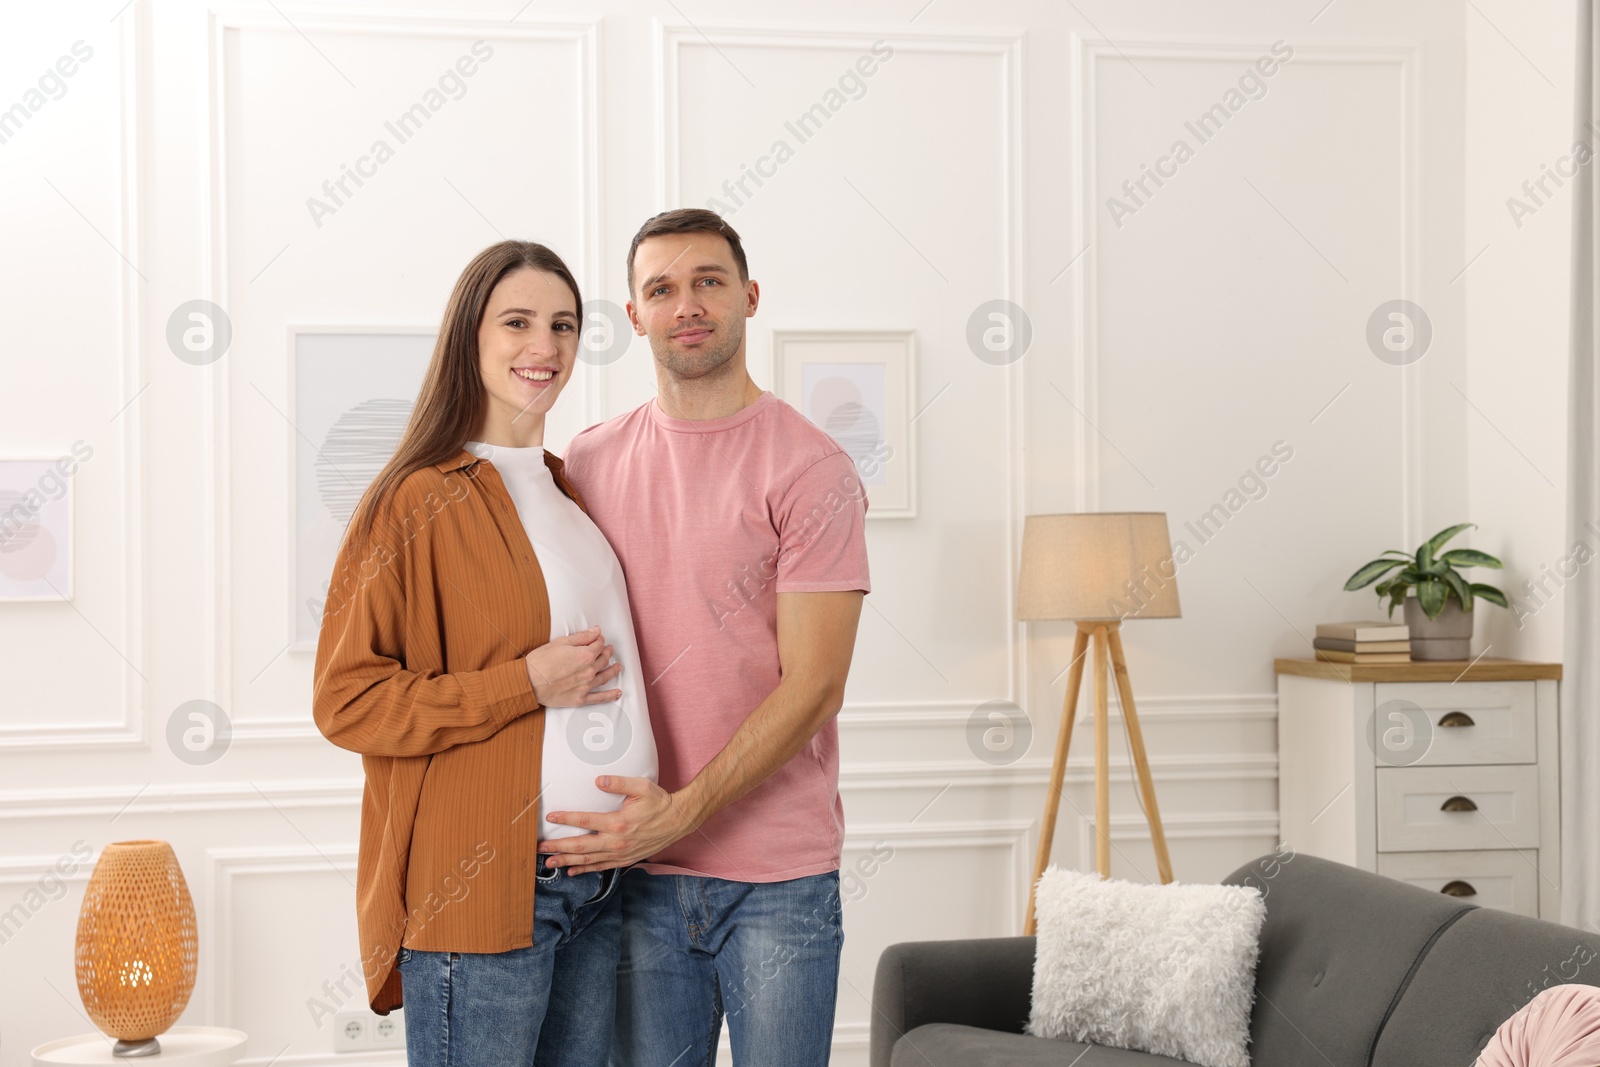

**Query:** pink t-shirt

left=562, top=390, right=871, bottom=881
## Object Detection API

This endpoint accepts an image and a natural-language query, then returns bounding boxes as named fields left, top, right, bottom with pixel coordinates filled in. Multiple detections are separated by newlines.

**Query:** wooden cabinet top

left=1274, top=657, right=1562, bottom=682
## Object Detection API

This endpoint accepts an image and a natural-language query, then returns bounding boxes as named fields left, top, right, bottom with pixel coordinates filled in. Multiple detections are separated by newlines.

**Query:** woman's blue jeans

left=398, top=855, right=623, bottom=1066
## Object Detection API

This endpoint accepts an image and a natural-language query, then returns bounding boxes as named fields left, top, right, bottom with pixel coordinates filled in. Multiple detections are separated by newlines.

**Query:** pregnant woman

left=312, top=239, right=657, bottom=1067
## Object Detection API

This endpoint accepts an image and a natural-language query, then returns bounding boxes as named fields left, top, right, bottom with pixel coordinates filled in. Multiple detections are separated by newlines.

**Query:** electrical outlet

left=372, top=1011, right=404, bottom=1049
left=333, top=1012, right=366, bottom=1052
left=333, top=1007, right=405, bottom=1053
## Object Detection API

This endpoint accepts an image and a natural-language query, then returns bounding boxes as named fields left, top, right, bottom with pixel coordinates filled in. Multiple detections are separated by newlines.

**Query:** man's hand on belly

left=540, top=588, right=864, bottom=870
left=539, top=592, right=864, bottom=874
left=537, top=776, right=700, bottom=874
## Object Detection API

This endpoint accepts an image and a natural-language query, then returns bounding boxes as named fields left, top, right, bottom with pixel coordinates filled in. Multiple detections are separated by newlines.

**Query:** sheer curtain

left=1564, top=0, right=1600, bottom=931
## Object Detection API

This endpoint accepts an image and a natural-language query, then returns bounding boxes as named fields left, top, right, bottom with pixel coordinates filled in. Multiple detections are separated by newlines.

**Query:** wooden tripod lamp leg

left=1023, top=625, right=1090, bottom=936
left=1107, top=622, right=1174, bottom=884
left=1092, top=624, right=1111, bottom=878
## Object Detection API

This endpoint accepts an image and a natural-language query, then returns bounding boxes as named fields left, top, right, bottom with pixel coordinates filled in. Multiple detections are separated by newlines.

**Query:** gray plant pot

left=1403, top=594, right=1475, bottom=660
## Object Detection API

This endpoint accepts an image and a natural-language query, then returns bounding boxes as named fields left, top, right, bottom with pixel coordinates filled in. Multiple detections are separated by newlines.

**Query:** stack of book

left=1312, top=621, right=1411, bottom=663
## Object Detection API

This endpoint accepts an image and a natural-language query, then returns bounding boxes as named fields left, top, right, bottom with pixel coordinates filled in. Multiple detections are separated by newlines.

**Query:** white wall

left=1464, top=0, right=1574, bottom=662
left=0, top=1, right=1566, bottom=1064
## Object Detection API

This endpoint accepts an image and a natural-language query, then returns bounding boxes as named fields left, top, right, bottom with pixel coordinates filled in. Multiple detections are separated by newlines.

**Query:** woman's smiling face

left=474, top=267, right=580, bottom=445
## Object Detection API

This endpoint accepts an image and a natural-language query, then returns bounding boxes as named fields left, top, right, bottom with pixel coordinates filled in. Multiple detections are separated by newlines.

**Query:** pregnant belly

left=537, top=702, right=659, bottom=841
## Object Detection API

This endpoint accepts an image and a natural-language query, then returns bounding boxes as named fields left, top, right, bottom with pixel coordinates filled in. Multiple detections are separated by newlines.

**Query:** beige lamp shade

left=75, top=840, right=198, bottom=1053
left=1016, top=512, right=1181, bottom=622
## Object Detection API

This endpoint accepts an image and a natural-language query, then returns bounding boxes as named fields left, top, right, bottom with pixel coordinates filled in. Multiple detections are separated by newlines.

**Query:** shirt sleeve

left=774, top=449, right=872, bottom=595
left=311, top=479, right=538, bottom=758
left=560, top=429, right=590, bottom=490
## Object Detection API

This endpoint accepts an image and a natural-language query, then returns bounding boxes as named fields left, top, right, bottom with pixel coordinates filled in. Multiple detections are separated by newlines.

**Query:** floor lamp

left=1018, top=513, right=1181, bottom=935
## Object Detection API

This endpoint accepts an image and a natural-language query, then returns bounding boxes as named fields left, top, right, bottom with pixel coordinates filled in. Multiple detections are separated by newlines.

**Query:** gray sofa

left=871, top=852, right=1599, bottom=1066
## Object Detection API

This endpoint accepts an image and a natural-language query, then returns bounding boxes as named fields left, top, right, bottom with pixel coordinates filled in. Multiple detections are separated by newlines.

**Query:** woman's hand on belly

left=525, top=626, right=623, bottom=707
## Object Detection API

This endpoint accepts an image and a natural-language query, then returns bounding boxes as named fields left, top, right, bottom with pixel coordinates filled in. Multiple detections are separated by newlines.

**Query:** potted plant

left=1343, top=523, right=1508, bottom=660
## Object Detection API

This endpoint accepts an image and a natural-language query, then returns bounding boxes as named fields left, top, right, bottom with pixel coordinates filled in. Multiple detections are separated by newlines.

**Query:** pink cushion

left=1476, top=984, right=1600, bottom=1067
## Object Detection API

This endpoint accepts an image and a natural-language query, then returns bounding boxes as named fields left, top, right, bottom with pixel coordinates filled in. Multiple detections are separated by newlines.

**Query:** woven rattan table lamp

left=1018, top=513, right=1181, bottom=935
left=75, top=840, right=198, bottom=1057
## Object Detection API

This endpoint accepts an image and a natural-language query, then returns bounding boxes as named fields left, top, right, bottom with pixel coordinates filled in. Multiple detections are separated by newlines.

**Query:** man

left=539, top=208, right=870, bottom=1066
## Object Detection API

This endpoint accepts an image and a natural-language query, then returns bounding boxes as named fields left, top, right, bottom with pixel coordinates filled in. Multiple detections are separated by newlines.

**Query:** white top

left=31, top=1028, right=248, bottom=1065
left=465, top=441, right=658, bottom=841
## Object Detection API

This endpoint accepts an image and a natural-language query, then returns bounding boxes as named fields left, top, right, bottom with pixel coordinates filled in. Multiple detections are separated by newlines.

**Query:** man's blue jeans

left=398, top=855, right=622, bottom=1066
left=610, top=867, right=843, bottom=1066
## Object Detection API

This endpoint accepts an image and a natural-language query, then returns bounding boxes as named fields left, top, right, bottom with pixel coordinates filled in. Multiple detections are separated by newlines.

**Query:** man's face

left=627, top=231, right=758, bottom=381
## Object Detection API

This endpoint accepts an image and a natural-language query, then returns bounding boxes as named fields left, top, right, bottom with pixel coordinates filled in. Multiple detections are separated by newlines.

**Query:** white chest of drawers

left=1275, top=657, right=1562, bottom=918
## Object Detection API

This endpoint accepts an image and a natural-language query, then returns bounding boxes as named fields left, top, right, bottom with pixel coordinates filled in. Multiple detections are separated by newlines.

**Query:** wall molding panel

left=1070, top=36, right=1423, bottom=524
left=203, top=7, right=603, bottom=742
left=205, top=843, right=359, bottom=1027
left=1, top=13, right=146, bottom=752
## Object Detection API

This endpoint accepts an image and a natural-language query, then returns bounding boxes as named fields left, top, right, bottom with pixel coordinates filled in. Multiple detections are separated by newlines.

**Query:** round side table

left=31, top=1028, right=248, bottom=1066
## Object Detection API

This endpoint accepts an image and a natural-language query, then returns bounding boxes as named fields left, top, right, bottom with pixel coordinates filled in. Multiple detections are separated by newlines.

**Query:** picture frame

left=0, top=457, right=75, bottom=601
left=772, top=329, right=917, bottom=519
left=287, top=326, right=436, bottom=650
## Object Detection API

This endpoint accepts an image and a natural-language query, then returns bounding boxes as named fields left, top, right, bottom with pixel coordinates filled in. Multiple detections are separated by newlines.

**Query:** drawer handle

left=1440, top=880, right=1478, bottom=897
left=1438, top=712, right=1476, bottom=727
left=1441, top=795, right=1479, bottom=813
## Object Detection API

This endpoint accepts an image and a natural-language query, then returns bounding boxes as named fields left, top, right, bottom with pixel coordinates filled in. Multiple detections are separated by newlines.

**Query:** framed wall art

left=289, top=327, right=435, bottom=649
left=773, top=329, right=916, bottom=518
left=0, top=457, right=74, bottom=601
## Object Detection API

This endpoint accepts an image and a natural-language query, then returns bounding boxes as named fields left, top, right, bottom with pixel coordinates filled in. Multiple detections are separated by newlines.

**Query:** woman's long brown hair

left=340, top=240, right=582, bottom=554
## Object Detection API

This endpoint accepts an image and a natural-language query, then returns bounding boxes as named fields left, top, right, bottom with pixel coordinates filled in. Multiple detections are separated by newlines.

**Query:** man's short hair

left=626, top=208, right=749, bottom=296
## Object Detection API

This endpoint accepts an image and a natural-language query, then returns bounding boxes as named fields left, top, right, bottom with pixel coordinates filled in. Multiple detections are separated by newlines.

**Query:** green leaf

left=1438, top=548, right=1502, bottom=570
left=1378, top=574, right=1412, bottom=608
left=1425, top=523, right=1476, bottom=558
left=1345, top=558, right=1408, bottom=591
left=1470, top=582, right=1510, bottom=608
left=1417, top=578, right=1446, bottom=618
left=1442, top=570, right=1473, bottom=611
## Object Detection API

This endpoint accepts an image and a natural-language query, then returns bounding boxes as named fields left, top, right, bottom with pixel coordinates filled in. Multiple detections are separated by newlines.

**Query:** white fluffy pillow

left=1027, top=867, right=1266, bottom=1067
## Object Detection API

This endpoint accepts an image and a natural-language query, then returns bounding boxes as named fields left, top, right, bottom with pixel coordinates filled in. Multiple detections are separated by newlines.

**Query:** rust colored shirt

left=312, top=448, right=582, bottom=1014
